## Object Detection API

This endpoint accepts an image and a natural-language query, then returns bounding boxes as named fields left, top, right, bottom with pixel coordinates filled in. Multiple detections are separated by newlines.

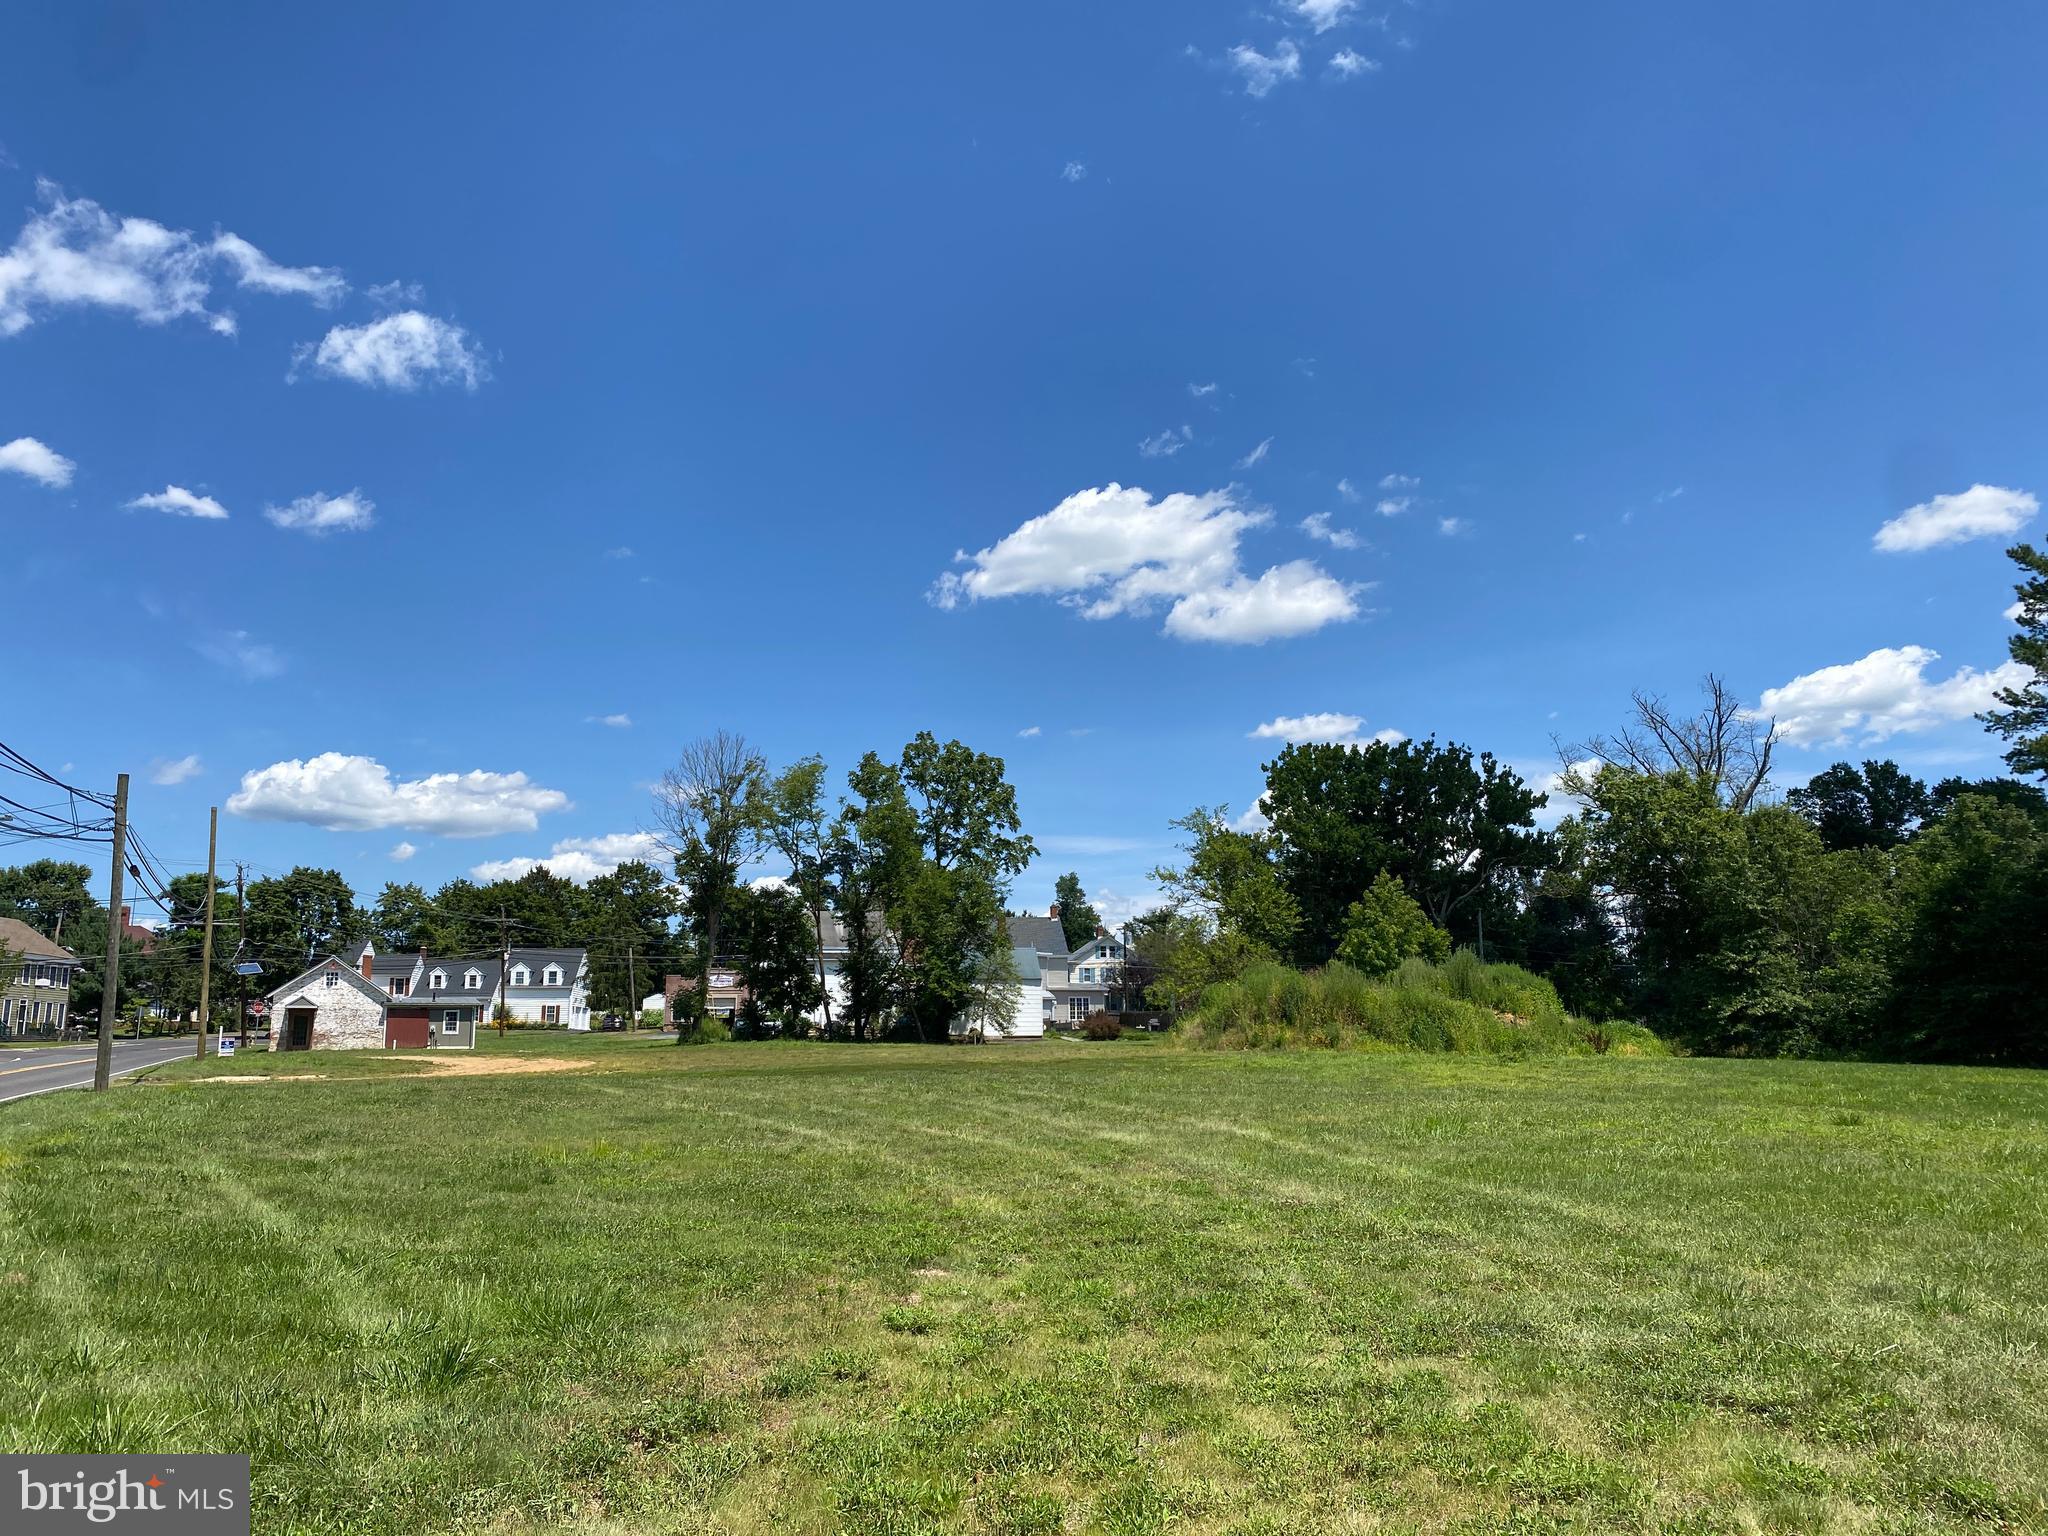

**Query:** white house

left=496, top=948, right=592, bottom=1029
left=263, top=940, right=591, bottom=1051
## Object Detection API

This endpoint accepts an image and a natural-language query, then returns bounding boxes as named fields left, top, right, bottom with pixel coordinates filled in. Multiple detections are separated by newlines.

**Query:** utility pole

left=92, top=772, right=130, bottom=1092
left=235, top=864, right=249, bottom=1047
left=625, top=944, right=637, bottom=1035
left=495, top=907, right=511, bottom=1037
left=195, top=807, right=218, bottom=1060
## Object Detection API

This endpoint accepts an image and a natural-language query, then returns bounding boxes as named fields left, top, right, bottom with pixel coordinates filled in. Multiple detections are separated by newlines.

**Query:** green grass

left=1, top=1041, right=2044, bottom=1534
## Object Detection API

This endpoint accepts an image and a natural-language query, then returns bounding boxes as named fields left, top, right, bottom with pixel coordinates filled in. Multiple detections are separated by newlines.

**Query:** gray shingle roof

left=1006, top=914, right=1068, bottom=957
left=415, top=958, right=503, bottom=1004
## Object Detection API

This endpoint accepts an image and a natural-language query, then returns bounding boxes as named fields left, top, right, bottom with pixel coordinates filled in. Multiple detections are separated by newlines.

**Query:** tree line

left=651, top=730, right=1034, bottom=1041
left=1130, top=543, right=2048, bottom=1066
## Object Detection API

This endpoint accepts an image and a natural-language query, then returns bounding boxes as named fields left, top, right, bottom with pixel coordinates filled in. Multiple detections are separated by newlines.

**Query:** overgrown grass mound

left=1177, top=950, right=1666, bottom=1056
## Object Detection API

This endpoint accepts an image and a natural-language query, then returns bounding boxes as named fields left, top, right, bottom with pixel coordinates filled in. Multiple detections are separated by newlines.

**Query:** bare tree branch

left=1563, top=673, right=1777, bottom=809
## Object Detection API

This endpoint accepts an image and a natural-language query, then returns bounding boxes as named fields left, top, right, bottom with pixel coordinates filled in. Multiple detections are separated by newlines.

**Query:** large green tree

left=1571, top=767, right=1898, bottom=1056
left=1887, top=791, right=2048, bottom=1065
left=1786, top=760, right=1930, bottom=851
left=1982, top=542, right=2048, bottom=779
left=581, top=860, right=677, bottom=1012
left=141, top=871, right=237, bottom=1029
left=370, top=882, right=437, bottom=952
left=243, top=867, right=364, bottom=971
left=723, top=882, right=823, bottom=1034
left=837, top=735, right=1035, bottom=1043
left=1052, top=872, right=1101, bottom=951
left=750, top=756, right=842, bottom=1032
left=0, top=858, right=98, bottom=942
left=1152, top=807, right=1300, bottom=961
left=1261, top=738, right=1550, bottom=960
left=653, top=732, right=766, bottom=1038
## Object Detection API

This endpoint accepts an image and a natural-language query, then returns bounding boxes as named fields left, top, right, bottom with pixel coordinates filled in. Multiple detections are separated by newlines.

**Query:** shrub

left=1079, top=1012, right=1123, bottom=1040
left=1335, top=872, right=1453, bottom=976
left=1173, top=952, right=1664, bottom=1058
left=676, top=1011, right=731, bottom=1046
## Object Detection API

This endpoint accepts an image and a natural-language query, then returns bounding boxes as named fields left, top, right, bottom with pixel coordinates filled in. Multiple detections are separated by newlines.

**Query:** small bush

left=1174, top=951, right=1664, bottom=1058
left=1080, top=1012, right=1123, bottom=1040
left=676, top=1012, right=731, bottom=1046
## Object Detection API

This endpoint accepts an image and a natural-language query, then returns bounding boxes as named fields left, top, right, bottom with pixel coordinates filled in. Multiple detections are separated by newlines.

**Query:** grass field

left=1, top=1036, right=2043, bottom=1535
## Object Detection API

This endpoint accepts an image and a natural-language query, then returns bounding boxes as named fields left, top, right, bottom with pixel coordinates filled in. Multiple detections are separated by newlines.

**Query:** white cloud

left=390, top=841, right=417, bottom=862
left=1039, top=834, right=1150, bottom=856
left=470, top=831, right=664, bottom=884
left=293, top=310, right=486, bottom=391
left=1329, top=48, right=1380, bottom=77
left=1289, top=0, right=1356, bottom=31
left=1252, top=711, right=1363, bottom=743
left=227, top=752, right=571, bottom=836
left=2009, top=600, right=2027, bottom=623
left=1139, top=424, right=1193, bottom=458
left=1379, top=472, right=1420, bottom=489
left=1079, top=882, right=1159, bottom=930
left=1300, top=511, right=1360, bottom=549
left=1336, top=477, right=1361, bottom=503
left=149, top=753, right=202, bottom=786
left=1438, top=516, right=1468, bottom=536
left=1653, top=485, right=1686, bottom=505
left=366, top=279, right=424, bottom=309
left=127, top=484, right=228, bottom=520
left=1531, top=758, right=1602, bottom=828
left=603, top=545, right=636, bottom=560
left=265, top=489, right=375, bottom=536
left=1233, top=794, right=1273, bottom=833
left=932, top=483, right=1363, bottom=645
left=1061, top=161, right=1088, bottom=182
left=1376, top=496, right=1413, bottom=516
left=1873, top=484, right=2038, bottom=554
left=1758, top=645, right=2034, bottom=746
left=1250, top=712, right=1405, bottom=747
left=194, top=630, right=284, bottom=680
left=588, top=713, right=632, bottom=728
left=0, top=182, right=343, bottom=338
left=0, top=436, right=74, bottom=487
left=1188, top=381, right=1218, bottom=398
left=1018, top=725, right=1042, bottom=737
left=208, top=233, right=345, bottom=306
left=1164, top=560, right=1363, bottom=643
left=1236, top=436, right=1273, bottom=468
left=1229, top=40, right=1302, bottom=97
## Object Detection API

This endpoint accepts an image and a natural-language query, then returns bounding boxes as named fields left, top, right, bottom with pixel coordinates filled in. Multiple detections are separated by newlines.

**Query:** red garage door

left=386, top=1008, right=430, bottom=1048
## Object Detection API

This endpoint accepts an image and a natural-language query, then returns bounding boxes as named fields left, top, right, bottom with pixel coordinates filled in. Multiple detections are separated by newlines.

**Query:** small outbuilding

left=265, top=956, right=392, bottom=1051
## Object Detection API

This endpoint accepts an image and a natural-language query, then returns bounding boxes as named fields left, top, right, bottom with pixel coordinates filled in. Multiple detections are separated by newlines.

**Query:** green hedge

left=1175, top=951, right=1665, bottom=1057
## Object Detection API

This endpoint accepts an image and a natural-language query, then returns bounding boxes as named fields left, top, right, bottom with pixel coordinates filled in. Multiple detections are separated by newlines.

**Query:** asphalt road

left=0, top=1036, right=204, bottom=1104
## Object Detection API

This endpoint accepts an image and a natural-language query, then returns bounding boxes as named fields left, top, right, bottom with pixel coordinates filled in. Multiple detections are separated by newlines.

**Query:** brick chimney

left=120, top=904, right=131, bottom=929
left=360, top=946, right=375, bottom=981
left=1049, top=903, right=1060, bottom=920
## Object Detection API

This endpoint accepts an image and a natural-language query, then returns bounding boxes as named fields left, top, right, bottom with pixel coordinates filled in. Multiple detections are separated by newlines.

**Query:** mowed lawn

left=1, top=1038, right=2044, bottom=1535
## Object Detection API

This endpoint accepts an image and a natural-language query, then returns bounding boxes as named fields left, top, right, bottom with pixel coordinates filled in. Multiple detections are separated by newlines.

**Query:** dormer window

left=464, top=969, right=483, bottom=991
left=430, top=969, right=447, bottom=990
left=511, top=965, right=531, bottom=987
left=542, top=965, right=562, bottom=986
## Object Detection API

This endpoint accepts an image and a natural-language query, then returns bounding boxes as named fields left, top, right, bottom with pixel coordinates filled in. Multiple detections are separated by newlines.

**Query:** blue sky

left=3, top=1, right=2043, bottom=922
